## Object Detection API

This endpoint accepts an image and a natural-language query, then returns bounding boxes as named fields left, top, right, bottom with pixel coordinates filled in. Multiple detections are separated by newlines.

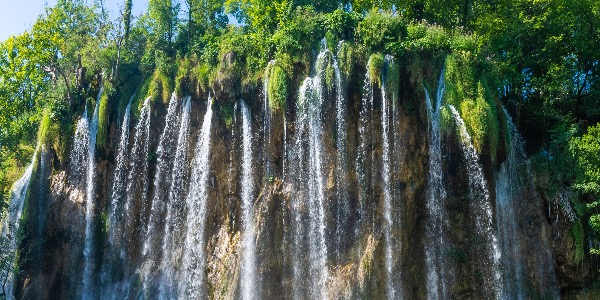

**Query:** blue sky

left=0, top=0, right=149, bottom=42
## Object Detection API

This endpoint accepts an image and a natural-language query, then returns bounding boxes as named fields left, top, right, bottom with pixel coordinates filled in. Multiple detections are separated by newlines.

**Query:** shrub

left=96, top=83, right=114, bottom=149
left=267, top=56, right=292, bottom=113
left=357, top=11, right=406, bottom=53
left=368, top=53, right=384, bottom=87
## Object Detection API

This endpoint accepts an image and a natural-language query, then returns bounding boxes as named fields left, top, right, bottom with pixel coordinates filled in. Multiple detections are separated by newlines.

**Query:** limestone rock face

left=14, top=59, right=598, bottom=299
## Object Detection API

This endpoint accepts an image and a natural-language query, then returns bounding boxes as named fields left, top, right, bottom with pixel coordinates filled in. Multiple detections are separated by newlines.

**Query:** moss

left=36, top=109, right=52, bottom=147
left=459, top=84, right=499, bottom=155
left=440, top=106, right=454, bottom=135
left=194, top=63, right=212, bottom=94
left=266, top=56, right=292, bottom=113
left=445, top=52, right=500, bottom=156
left=445, top=52, right=476, bottom=108
left=325, top=53, right=335, bottom=90
left=337, top=41, right=355, bottom=78
left=96, top=84, right=113, bottom=149
left=220, top=102, right=235, bottom=129
left=148, top=69, right=173, bottom=105
left=175, top=57, right=191, bottom=97
left=368, top=53, right=384, bottom=87
left=571, top=220, right=585, bottom=264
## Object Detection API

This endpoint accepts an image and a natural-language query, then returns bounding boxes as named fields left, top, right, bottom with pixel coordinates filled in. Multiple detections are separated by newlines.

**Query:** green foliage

left=96, top=84, right=114, bottom=149
left=401, top=23, right=451, bottom=54
left=458, top=85, right=498, bottom=155
left=271, top=6, right=323, bottom=60
left=571, top=220, right=585, bottom=263
left=148, top=68, right=174, bottom=104
left=569, top=123, right=600, bottom=254
left=357, top=10, right=406, bottom=54
left=570, top=124, right=600, bottom=202
left=267, top=57, right=291, bottom=113
left=445, top=52, right=500, bottom=156
left=323, top=9, right=362, bottom=45
left=367, top=53, right=383, bottom=88
left=337, top=41, right=357, bottom=79
left=148, top=0, right=180, bottom=55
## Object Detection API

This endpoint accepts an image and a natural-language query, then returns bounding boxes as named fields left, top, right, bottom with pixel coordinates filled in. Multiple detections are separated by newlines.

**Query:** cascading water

left=381, top=55, right=397, bottom=300
left=424, top=69, right=451, bottom=299
left=263, top=60, right=276, bottom=178
left=496, top=107, right=559, bottom=299
left=144, top=93, right=181, bottom=258
left=82, top=88, right=102, bottom=299
left=103, top=96, right=133, bottom=299
left=496, top=107, right=526, bottom=299
left=69, top=106, right=90, bottom=188
left=449, top=105, right=501, bottom=297
left=117, top=97, right=151, bottom=297
left=0, top=150, right=36, bottom=300
left=290, top=48, right=329, bottom=299
left=240, top=100, right=257, bottom=300
left=357, top=62, right=374, bottom=232
left=333, top=44, right=349, bottom=263
left=290, top=78, right=310, bottom=300
left=156, top=96, right=191, bottom=298
left=179, top=98, right=213, bottom=298
left=109, top=97, right=133, bottom=247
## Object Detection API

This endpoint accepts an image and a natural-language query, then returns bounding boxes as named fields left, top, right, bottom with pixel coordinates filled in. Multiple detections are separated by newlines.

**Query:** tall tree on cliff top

left=149, top=0, right=180, bottom=56
left=123, top=0, right=133, bottom=42
left=184, top=0, right=227, bottom=54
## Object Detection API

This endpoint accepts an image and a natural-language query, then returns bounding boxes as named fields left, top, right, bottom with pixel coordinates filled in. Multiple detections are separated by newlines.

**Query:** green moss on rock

left=368, top=53, right=383, bottom=87
left=266, top=56, right=292, bottom=113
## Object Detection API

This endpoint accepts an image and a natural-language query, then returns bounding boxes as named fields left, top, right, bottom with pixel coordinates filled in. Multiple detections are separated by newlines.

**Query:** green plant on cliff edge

left=569, top=123, right=600, bottom=256
left=97, top=82, right=115, bottom=149
left=445, top=52, right=500, bottom=158
left=266, top=56, right=291, bottom=113
left=367, top=53, right=383, bottom=88
left=571, top=220, right=585, bottom=264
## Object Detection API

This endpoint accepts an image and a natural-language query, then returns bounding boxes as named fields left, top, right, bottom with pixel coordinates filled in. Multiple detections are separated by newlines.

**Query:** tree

left=123, top=0, right=133, bottom=42
left=149, top=0, right=180, bottom=55
left=570, top=123, right=600, bottom=254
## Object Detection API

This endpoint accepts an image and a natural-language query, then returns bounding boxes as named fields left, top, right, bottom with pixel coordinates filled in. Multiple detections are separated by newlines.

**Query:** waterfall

left=357, top=63, right=374, bottom=233
left=69, top=106, right=90, bottom=187
left=333, top=45, right=349, bottom=263
left=240, top=100, right=257, bottom=300
left=290, top=78, right=309, bottom=300
left=82, top=88, right=102, bottom=299
left=144, top=93, right=181, bottom=258
left=118, top=96, right=151, bottom=297
left=424, top=69, right=451, bottom=299
left=109, top=97, right=133, bottom=247
left=496, top=107, right=526, bottom=299
left=381, top=55, right=397, bottom=300
left=496, top=107, right=559, bottom=299
left=156, top=96, right=191, bottom=298
left=290, top=48, right=329, bottom=299
left=125, top=97, right=152, bottom=233
left=449, top=105, right=501, bottom=297
left=104, top=96, right=133, bottom=299
left=0, top=149, right=36, bottom=300
left=179, top=98, right=213, bottom=298
left=263, top=60, right=276, bottom=178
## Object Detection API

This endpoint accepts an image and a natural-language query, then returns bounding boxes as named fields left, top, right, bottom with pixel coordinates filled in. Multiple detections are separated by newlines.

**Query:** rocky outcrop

left=14, top=57, right=599, bottom=299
